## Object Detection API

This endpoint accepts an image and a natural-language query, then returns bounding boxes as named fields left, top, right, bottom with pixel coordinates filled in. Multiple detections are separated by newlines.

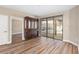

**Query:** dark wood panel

left=24, top=16, right=39, bottom=40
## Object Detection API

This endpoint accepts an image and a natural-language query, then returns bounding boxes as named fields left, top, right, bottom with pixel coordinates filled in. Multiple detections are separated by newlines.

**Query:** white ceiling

left=1, top=5, right=76, bottom=17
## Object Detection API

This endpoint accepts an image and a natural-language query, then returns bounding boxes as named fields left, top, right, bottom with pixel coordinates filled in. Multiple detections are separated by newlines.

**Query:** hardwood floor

left=0, top=35, right=78, bottom=54
left=12, top=34, right=23, bottom=44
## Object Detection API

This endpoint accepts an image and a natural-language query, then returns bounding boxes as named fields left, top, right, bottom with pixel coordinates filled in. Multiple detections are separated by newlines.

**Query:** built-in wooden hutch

left=24, top=16, right=39, bottom=40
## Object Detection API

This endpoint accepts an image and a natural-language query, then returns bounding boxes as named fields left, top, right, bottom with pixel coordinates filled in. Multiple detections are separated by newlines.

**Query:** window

left=41, top=15, right=63, bottom=40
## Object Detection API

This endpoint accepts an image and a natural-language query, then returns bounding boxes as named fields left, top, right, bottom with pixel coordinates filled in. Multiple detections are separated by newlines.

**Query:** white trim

left=63, top=40, right=78, bottom=46
left=64, top=39, right=79, bottom=53
left=22, top=18, right=25, bottom=40
left=10, top=16, right=24, bottom=21
left=12, top=32, right=22, bottom=35
left=0, top=41, right=11, bottom=45
left=9, top=16, right=12, bottom=44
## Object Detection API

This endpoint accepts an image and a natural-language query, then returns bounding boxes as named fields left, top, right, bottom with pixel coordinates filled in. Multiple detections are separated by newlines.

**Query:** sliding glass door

left=41, top=15, right=63, bottom=40
left=47, top=18, right=54, bottom=38
left=54, top=17, right=63, bottom=40
left=41, top=19, right=47, bottom=37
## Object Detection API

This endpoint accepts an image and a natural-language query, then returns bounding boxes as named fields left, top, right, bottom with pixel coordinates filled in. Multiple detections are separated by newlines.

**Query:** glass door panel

left=54, top=16, right=63, bottom=40
left=47, top=19, right=53, bottom=38
left=41, top=19, right=47, bottom=37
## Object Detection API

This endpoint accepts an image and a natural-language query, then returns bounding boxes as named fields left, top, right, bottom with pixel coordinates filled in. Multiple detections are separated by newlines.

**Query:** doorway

left=41, top=15, right=63, bottom=40
left=10, top=16, right=24, bottom=44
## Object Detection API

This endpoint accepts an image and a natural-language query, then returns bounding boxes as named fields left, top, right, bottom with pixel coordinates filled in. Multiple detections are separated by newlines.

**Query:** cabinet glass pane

left=28, top=20, right=31, bottom=29
left=31, top=21, right=35, bottom=29
left=25, top=20, right=27, bottom=28
left=35, top=21, right=37, bottom=29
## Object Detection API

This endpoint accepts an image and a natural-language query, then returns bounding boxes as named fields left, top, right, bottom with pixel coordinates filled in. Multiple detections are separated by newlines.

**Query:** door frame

left=9, top=16, right=25, bottom=44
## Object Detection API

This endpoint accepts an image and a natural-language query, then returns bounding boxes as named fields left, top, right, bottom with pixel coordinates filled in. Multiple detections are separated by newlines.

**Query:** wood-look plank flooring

left=0, top=35, right=78, bottom=54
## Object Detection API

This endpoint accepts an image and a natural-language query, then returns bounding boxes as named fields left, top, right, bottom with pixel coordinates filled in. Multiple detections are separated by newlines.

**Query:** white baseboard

left=63, top=40, right=78, bottom=46
left=12, top=32, right=25, bottom=41
left=12, top=32, right=22, bottom=35
left=63, top=40, right=79, bottom=53
left=0, top=41, right=11, bottom=45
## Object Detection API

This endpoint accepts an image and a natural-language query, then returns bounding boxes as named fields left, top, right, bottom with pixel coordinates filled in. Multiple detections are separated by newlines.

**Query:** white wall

left=63, top=6, right=79, bottom=47
left=63, top=11, right=70, bottom=42
left=12, top=19, right=22, bottom=34
left=60, top=6, right=79, bottom=51
left=0, top=15, right=11, bottom=45
left=69, top=6, right=79, bottom=45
